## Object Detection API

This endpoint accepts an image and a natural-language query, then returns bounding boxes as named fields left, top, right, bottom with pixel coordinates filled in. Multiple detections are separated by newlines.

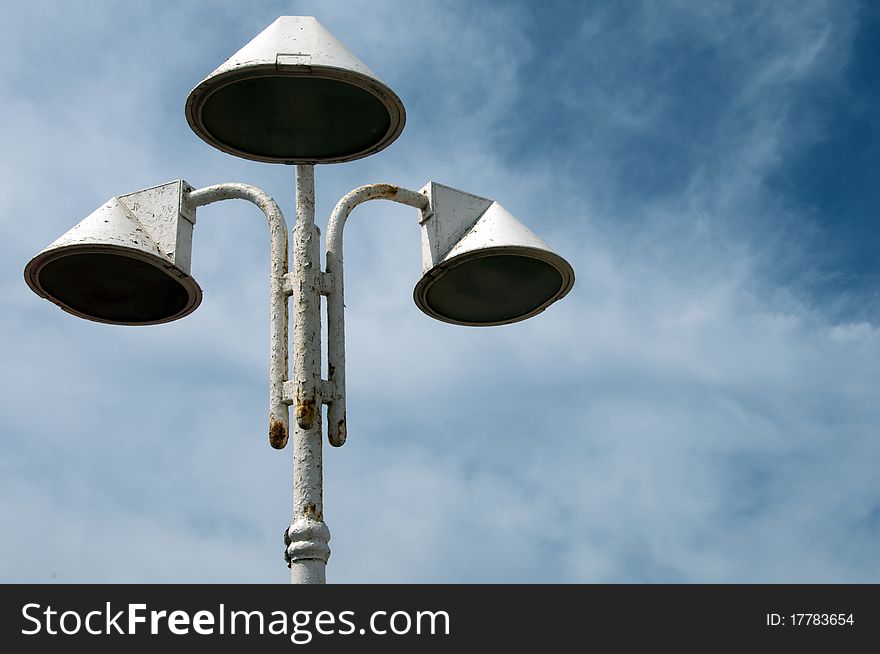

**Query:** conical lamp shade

left=24, top=186, right=201, bottom=326
left=414, top=183, right=574, bottom=326
left=185, top=16, right=406, bottom=164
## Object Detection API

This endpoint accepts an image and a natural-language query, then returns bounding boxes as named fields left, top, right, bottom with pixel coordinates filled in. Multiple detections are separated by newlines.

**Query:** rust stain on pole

left=269, top=418, right=288, bottom=449
left=303, top=502, right=322, bottom=520
left=329, top=418, right=346, bottom=447
left=295, top=393, right=317, bottom=429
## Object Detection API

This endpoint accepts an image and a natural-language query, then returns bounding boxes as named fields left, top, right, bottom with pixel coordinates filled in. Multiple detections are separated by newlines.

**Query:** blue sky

left=1, top=0, right=878, bottom=583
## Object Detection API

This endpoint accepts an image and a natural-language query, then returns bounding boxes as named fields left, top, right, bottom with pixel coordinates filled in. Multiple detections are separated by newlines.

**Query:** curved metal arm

left=324, top=184, right=429, bottom=447
left=185, top=183, right=291, bottom=449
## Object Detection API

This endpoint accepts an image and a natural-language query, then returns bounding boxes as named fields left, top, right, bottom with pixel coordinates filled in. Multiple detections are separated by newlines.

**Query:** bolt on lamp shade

left=414, top=183, right=575, bottom=326
left=24, top=181, right=202, bottom=326
left=185, top=16, right=406, bottom=164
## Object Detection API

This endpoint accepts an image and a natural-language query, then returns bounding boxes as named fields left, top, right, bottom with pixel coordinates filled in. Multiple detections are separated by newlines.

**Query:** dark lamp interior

left=36, top=251, right=193, bottom=325
left=422, top=254, right=565, bottom=325
left=199, top=76, right=391, bottom=162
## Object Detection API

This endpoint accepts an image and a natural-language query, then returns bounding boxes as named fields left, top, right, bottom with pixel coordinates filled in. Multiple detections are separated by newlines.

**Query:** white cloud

left=1, top=0, right=876, bottom=584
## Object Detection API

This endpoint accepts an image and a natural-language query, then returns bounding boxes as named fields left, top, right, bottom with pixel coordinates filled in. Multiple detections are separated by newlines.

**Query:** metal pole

left=324, top=184, right=429, bottom=447
left=185, top=183, right=290, bottom=450
left=286, top=164, right=330, bottom=584
left=187, top=180, right=429, bottom=584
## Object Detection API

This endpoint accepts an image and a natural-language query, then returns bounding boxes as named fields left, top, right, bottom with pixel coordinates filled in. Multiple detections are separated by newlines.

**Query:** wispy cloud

left=1, top=0, right=876, bottom=583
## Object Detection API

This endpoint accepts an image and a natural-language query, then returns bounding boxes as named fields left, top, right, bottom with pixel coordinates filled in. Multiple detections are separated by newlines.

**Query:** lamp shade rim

left=24, top=244, right=203, bottom=326
left=185, top=65, right=406, bottom=164
left=413, top=245, right=575, bottom=327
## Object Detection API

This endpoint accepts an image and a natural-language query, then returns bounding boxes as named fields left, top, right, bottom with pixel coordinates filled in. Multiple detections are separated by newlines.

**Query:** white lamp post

left=24, top=16, right=574, bottom=584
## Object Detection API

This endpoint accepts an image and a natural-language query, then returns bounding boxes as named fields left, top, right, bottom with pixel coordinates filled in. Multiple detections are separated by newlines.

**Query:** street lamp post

left=23, top=16, right=574, bottom=584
